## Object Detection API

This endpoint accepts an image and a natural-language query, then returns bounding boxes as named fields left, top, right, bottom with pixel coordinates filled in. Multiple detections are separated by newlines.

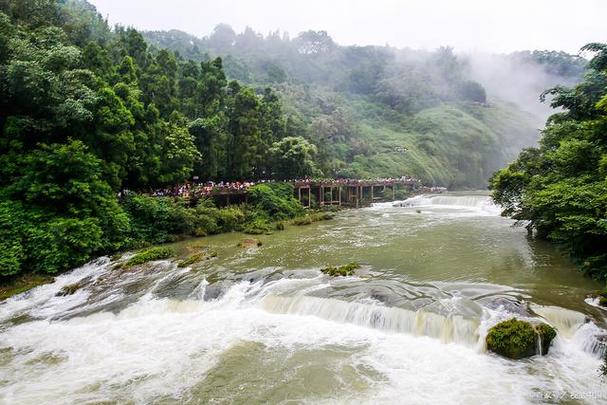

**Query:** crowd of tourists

left=145, top=176, right=423, bottom=199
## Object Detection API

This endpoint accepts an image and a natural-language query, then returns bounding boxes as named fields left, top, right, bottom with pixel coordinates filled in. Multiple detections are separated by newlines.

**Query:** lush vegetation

left=491, top=43, right=607, bottom=280
left=0, top=1, right=312, bottom=279
left=144, top=27, right=585, bottom=187
left=0, top=0, right=591, bottom=284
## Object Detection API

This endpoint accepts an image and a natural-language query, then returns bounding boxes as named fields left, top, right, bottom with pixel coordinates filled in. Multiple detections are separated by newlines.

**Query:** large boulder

left=486, top=318, right=556, bottom=359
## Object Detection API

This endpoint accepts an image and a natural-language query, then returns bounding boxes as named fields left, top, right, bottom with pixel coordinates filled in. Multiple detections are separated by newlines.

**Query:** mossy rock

left=177, top=250, right=218, bottom=268
left=56, top=283, right=82, bottom=297
left=124, top=246, right=175, bottom=268
left=178, top=253, right=205, bottom=268
left=321, top=262, right=360, bottom=277
left=486, top=318, right=556, bottom=359
left=0, top=274, right=53, bottom=301
left=535, top=323, right=557, bottom=355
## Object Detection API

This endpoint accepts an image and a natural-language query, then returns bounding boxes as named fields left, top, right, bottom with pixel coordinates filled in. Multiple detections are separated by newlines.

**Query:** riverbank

left=0, top=184, right=419, bottom=301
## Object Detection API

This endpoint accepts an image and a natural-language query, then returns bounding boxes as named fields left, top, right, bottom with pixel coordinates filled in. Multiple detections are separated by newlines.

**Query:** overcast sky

left=90, top=0, right=605, bottom=53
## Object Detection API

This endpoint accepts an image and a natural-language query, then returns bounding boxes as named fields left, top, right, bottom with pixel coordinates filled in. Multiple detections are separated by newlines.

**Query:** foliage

left=0, top=0, right=590, bottom=281
left=321, top=262, right=360, bottom=277
left=247, top=183, right=303, bottom=220
left=243, top=217, right=273, bottom=235
left=269, top=136, right=319, bottom=179
left=292, top=211, right=334, bottom=226
left=144, top=26, right=581, bottom=188
left=124, top=246, right=174, bottom=268
left=0, top=1, right=308, bottom=279
left=491, top=43, right=607, bottom=279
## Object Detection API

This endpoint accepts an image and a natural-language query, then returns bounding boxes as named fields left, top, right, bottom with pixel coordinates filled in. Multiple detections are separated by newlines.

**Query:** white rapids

left=0, top=260, right=606, bottom=404
left=388, top=193, right=502, bottom=216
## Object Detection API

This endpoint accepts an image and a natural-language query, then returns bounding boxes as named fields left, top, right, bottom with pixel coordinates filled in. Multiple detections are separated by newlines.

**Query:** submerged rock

left=237, top=238, right=262, bottom=248
left=486, top=318, right=556, bottom=359
left=485, top=297, right=531, bottom=317
left=55, top=278, right=92, bottom=297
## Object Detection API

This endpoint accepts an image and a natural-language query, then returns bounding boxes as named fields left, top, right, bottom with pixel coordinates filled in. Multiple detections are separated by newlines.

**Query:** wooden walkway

left=291, top=179, right=421, bottom=208
left=195, top=178, right=423, bottom=207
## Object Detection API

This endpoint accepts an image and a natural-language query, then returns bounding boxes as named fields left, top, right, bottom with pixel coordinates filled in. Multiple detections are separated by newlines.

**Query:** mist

left=463, top=52, right=584, bottom=125
left=90, top=0, right=606, bottom=54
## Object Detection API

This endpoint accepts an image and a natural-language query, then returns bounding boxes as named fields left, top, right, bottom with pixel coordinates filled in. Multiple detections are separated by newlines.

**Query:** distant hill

left=143, top=26, right=585, bottom=188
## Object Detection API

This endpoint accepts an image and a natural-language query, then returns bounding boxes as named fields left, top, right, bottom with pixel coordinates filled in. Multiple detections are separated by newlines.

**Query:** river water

left=1, top=193, right=606, bottom=404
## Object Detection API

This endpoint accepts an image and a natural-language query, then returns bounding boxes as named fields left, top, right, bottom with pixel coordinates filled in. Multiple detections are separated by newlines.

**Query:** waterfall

left=531, top=304, right=607, bottom=358
left=531, top=304, right=588, bottom=338
left=396, top=194, right=501, bottom=215
left=261, top=294, right=481, bottom=346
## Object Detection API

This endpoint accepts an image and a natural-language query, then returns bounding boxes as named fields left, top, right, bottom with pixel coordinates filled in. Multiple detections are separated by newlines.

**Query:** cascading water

left=261, top=294, right=481, bottom=346
left=392, top=193, right=502, bottom=216
left=1, top=193, right=606, bottom=404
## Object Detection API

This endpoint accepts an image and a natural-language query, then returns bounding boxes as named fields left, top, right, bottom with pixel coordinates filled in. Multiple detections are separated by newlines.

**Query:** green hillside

left=143, top=28, right=578, bottom=188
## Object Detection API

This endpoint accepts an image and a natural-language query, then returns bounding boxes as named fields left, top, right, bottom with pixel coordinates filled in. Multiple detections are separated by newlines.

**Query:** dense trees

left=0, top=0, right=594, bottom=279
left=0, top=0, right=314, bottom=277
left=144, top=25, right=585, bottom=188
left=491, top=43, right=607, bottom=279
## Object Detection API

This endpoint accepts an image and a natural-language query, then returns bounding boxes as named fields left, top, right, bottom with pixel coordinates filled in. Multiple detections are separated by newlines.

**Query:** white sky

left=89, top=0, right=606, bottom=53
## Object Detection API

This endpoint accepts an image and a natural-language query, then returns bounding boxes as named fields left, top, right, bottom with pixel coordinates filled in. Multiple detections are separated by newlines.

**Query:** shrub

left=216, top=206, right=245, bottom=232
left=243, top=218, right=273, bottom=235
left=247, top=183, right=303, bottom=220
left=121, top=194, right=184, bottom=244
left=293, top=212, right=334, bottom=226
left=293, top=216, right=313, bottom=226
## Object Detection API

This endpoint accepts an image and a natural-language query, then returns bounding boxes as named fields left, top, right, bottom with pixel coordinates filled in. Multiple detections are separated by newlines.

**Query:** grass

left=292, top=212, right=335, bottom=226
left=0, top=274, right=53, bottom=301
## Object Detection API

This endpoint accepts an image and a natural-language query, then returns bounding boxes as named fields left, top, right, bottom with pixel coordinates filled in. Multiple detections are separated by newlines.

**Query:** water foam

left=1, top=257, right=606, bottom=403
left=391, top=194, right=502, bottom=216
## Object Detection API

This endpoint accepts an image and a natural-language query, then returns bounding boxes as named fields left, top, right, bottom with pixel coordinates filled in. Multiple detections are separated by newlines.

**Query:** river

left=1, top=193, right=606, bottom=404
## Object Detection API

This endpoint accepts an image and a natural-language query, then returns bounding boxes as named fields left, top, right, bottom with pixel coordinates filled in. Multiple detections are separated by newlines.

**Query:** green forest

left=491, top=43, right=607, bottom=280
left=144, top=26, right=585, bottom=187
left=0, top=0, right=313, bottom=278
left=0, top=0, right=603, bottom=283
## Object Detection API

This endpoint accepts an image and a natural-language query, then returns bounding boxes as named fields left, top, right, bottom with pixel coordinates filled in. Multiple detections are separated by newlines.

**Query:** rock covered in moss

left=56, top=283, right=82, bottom=297
left=486, top=318, right=557, bottom=359
left=321, top=262, right=360, bottom=277
left=534, top=323, right=557, bottom=355
left=124, top=246, right=174, bottom=268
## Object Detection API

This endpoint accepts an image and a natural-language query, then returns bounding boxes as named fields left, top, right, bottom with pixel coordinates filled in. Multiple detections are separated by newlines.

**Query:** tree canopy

left=491, top=43, right=607, bottom=279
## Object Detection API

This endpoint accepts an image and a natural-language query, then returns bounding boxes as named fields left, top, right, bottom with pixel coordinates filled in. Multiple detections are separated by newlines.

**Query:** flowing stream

left=1, top=193, right=607, bottom=404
